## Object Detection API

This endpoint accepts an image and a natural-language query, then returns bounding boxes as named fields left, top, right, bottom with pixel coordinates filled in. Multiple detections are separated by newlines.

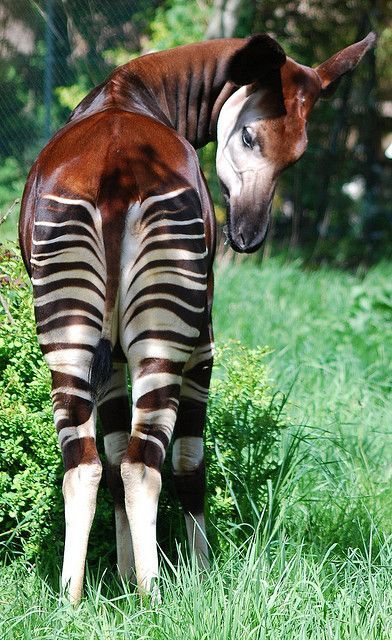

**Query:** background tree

left=0, top=0, right=390, bottom=264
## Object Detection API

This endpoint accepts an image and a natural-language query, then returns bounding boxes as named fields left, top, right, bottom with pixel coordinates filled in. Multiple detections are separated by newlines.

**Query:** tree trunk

left=205, top=0, right=242, bottom=39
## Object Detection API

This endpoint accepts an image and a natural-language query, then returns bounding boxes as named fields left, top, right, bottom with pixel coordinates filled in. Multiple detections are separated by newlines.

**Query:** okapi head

left=216, top=32, right=376, bottom=253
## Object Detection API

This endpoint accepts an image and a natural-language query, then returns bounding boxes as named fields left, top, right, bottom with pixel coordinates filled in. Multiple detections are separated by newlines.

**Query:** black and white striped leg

left=31, top=193, right=109, bottom=602
left=173, top=333, right=213, bottom=570
left=118, top=186, right=209, bottom=593
left=121, top=355, right=182, bottom=595
left=98, top=362, right=135, bottom=581
left=51, top=371, right=102, bottom=604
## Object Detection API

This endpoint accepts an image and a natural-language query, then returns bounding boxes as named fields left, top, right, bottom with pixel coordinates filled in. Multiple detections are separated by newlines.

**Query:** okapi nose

left=232, top=224, right=267, bottom=253
left=238, top=231, right=247, bottom=250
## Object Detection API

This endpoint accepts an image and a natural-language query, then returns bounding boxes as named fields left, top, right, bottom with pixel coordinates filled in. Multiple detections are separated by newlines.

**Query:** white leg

left=114, top=505, right=135, bottom=581
left=62, top=461, right=102, bottom=604
left=121, top=460, right=162, bottom=594
left=104, top=430, right=134, bottom=580
left=172, top=435, right=209, bottom=569
left=185, top=513, right=209, bottom=570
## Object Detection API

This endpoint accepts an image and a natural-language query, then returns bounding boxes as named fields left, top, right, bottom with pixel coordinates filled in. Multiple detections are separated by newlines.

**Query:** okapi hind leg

left=98, top=362, right=135, bottom=581
left=30, top=192, right=114, bottom=603
left=120, top=362, right=179, bottom=596
left=52, top=374, right=102, bottom=605
left=118, top=184, right=210, bottom=595
left=172, top=327, right=213, bottom=571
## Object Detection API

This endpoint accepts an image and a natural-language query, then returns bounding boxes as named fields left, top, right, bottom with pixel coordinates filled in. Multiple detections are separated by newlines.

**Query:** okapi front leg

left=98, top=362, right=134, bottom=581
left=173, top=331, right=213, bottom=570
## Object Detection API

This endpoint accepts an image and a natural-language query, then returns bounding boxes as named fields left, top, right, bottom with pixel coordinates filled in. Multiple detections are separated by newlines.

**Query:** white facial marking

left=216, top=87, right=275, bottom=200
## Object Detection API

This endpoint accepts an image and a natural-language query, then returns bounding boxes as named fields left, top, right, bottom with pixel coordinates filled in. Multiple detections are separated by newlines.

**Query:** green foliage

left=55, top=75, right=92, bottom=111
left=0, top=246, right=113, bottom=562
left=0, top=158, right=25, bottom=214
left=1, top=533, right=392, bottom=640
left=1, top=249, right=391, bottom=635
left=206, top=342, right=286, bottom=537
left=0, top=245, right=286, bottom=564
left=148, top=0, right=211, bottom=50
left=214, top=259, right=392, bottom=551
left=0, top=246, right=58, bottom=558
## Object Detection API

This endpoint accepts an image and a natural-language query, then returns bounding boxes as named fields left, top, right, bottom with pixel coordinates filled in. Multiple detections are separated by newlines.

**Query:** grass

left=1, top=256, right=392, bottom=638
left=1, top=533, right=391, bottom=639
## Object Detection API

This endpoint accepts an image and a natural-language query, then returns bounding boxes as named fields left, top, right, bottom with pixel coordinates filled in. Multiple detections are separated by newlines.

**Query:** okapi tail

left=89, top=337, right=113, bottom=402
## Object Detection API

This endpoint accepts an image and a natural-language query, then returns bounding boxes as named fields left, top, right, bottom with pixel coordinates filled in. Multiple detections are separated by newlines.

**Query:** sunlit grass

left=214, top=258, right=392, bottom=544
left=1, top=256, right=391, bottom=637
left=1, top=528, right=391, bottom=639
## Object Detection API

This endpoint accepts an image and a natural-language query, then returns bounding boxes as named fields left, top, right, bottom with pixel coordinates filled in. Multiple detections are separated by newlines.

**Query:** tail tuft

left=89, top=337, right=113, bottom=401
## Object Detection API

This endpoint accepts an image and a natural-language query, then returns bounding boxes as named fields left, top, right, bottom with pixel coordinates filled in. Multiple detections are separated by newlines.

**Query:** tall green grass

left=1, top=257, right=391, bottom=638
left=1, top=532, right=391, bottom=639
left=214, top=258, right=392, bottom=545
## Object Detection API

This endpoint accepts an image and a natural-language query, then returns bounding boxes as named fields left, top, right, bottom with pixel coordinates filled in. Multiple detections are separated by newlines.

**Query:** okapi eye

left=242, top=127, right=253, bottom=149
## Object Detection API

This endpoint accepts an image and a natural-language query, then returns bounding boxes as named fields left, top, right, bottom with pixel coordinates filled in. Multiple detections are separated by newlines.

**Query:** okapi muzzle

left=216, top=32, right=377, bottom=253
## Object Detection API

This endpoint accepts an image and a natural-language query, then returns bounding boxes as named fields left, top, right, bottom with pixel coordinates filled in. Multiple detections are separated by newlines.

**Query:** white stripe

left=123, top=339, right=192, bottom=362
left=130, top=431, right=167, bottom=458
left=126, top=291, right=204, bottom=314
left=139, top=188, right=188, bottom=215
left=52, top=386, right=91, bottom=401
left=146, top=217, right=204, bottom=232
left=40, top=195, right=105, bottom=257
left=124, top=266, right=206, bottom=294
left=183, top=346, right=213, bottom=371
left=42, top=194, right=96, bottom=214
left=132, top=372, right=182, bottom=402
left=33, top=233, right=100, bottom=248
left=38, top=325, right=101, bottom=346
left=124, top=308, right=201, bottom=339
left=132, top=407, right=177, bottom=437
left=34, top=287, right=104, bottom=309
left=58, top=415, right=96, bottom=447
left=37, top=308, right=101, bottom=328
left=34, top=219, right=100, bottom=240
left=31, top=252, right=105, bottom=269
left=139, top=232, right=205, bottom=247
left=32, top=269, right=104, bottom=289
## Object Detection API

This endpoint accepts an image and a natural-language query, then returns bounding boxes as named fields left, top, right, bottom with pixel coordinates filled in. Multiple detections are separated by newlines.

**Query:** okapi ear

left=227, top=34, right=286, bottom=86
left=315, top=32, right=377, bottom=97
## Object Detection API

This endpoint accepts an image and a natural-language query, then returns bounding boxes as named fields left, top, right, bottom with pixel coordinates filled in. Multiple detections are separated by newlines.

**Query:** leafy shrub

left=0, top=244, right=287, bottom=564
left=0, top=245, right=114, bottom=564
left=205, top=342, right=286, bottom=541
left=0, top=245, right=60, bottom=559
left=0, top=158, right=24, bottom=214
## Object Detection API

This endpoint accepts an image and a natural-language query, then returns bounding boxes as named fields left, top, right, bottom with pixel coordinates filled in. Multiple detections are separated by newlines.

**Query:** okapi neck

left=69, top=39, right=246, bottom=149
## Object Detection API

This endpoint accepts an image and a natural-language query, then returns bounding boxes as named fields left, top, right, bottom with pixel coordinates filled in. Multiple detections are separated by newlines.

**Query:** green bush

left=205, top=342, right=286, bottom=539
left=0, top=245, right=60, bottom=559
left=0, top=244, right=287, bottom=564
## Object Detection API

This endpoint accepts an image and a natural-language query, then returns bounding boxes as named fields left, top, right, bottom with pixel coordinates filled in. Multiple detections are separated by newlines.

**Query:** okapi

left=19, top=32, right=375, bottom=602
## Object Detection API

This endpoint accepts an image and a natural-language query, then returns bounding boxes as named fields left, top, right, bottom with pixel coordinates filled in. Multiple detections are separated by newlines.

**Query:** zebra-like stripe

left=32, top=188, right=209, bottom=467
left=119, top=188, right=208, bottom=469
